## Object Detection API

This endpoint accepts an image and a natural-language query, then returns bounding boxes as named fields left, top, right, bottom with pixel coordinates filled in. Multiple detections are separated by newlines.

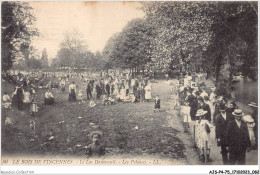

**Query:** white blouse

left=69, top=84, right=77, bottom=93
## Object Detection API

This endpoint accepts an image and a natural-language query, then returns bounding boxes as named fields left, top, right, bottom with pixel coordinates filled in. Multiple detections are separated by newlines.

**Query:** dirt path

left=152, top=80, right=201, bottom=165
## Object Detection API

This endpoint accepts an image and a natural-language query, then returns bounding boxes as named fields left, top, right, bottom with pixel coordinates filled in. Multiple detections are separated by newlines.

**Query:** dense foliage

left=2, top=1, right=39, bottom=71
left=103, top=2, right=257, bottom=96
left=52, top=30, right=105, bottom=71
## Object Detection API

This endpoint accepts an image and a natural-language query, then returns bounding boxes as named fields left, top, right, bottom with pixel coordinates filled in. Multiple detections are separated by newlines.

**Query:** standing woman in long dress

left=144, top=82, right=152, bottom=102
left=68, top=81, right=77, bottom=101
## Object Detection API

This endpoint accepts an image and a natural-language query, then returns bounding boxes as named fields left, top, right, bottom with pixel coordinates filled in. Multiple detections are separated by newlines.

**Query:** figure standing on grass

left=85, top=131, right=105, bottom=157
left=78, top=90, right=84, bottom=104
left=23, top=90, right=31, bottom=112
left=60, top=78, right=66, bottom=93
left=15, top=85, right=24, bottom=110
left=144, top=82, right=152, bottom=102
left=154, top=95, right=160, bottom=113
left=226, top=109, right=251, bottom=165
left=30, top=94, right=38, bottom=117
left=68, top=81, right=77, bottom=102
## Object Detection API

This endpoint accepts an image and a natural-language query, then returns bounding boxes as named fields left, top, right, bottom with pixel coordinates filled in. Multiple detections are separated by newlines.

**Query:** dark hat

left=219, top=103, right=227, bottom=111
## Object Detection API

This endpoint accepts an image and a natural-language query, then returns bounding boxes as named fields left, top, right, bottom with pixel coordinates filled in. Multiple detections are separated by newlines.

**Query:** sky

left=30, top=1, right=145, bottom=59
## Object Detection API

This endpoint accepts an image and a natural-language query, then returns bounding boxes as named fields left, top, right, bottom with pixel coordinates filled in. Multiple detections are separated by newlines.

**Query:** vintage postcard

left=1, top=1, right=259, bottom=174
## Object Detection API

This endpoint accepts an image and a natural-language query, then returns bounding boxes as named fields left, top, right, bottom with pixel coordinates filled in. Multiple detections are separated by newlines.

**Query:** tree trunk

left=215, top=55, right=222, bottom=88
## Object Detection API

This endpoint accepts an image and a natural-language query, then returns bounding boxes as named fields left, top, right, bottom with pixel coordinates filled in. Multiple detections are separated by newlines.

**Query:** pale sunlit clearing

left=30, top=1, right=145, bottom=59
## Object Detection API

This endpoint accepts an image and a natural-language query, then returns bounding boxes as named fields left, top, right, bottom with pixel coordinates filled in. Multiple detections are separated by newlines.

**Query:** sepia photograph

left=1, top=1, right=259, bottom=173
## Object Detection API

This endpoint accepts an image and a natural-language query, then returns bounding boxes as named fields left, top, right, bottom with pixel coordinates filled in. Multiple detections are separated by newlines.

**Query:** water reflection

left=234, top=77, right=258, bottom=105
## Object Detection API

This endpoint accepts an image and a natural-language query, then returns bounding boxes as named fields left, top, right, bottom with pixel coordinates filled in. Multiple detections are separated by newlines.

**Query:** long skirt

left=30, top=103, right=38, bottom=112
left=44, top=97, right=55, bottom=105
left=68, top=89, right=77, bottom=101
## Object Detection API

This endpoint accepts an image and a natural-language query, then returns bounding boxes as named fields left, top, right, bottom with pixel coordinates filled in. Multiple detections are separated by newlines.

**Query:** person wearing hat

left=243, top=115, right=256, bottom=148
left=196, top=109, right=214, bottom=162
left=215, top=103, right=233, bottom=165
left=226, top=109, right=251, bottom=165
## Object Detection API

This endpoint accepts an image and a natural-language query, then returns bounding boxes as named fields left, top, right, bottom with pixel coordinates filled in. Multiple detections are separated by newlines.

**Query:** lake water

left=234, top=77, right=258, bottom=105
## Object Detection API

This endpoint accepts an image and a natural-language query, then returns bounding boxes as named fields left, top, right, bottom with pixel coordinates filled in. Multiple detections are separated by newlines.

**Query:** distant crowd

left=2, top=70, right=258, bottom=163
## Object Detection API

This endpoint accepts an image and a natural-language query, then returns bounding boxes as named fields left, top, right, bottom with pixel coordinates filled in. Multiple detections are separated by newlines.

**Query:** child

left=30, top=95, right=38, bottom=117
left=108, top=95, right=115, bottom=105
left=85, top=131, right=105, bottom=157
left=78, top=90, right=84, bottom=104
left=154, top=95, right=160, bottom=113
left=130, top=93, right=136, bottom=103
left=90, top=98, right=97, bottom=107
left=196, top=109, right=214, bottom=162
left=170, top=81, right=174, bottom=94
left=102, top=95, right=109, bottom=105
left=181, top=101, right=191, bottom=132
left=3, top=92, right=12, bottom=109
left=172, top=92, right=180, bottom=110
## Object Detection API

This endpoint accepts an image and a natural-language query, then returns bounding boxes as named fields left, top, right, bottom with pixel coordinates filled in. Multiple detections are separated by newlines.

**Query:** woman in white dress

left=23, top=91, right=31, bottom=112
left=196, top=109, right=214, bottom=162
left=144, top=83, right=152, bottom=101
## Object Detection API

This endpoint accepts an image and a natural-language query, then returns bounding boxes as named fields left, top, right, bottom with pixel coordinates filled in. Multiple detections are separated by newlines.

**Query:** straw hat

left=196, top=109, right=208, bottom=117
left=248, top=102, right=257, bottom=108
left=243, top=115, right=254, bottom=123
left=232, top=109, right=244, bottom=116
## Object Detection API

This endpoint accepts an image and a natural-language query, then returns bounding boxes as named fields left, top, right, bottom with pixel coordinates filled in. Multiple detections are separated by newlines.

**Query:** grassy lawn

left=2, top=78, right=186, bottom=161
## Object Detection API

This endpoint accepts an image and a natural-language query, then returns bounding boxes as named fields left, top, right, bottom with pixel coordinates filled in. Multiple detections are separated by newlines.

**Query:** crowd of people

left=173, top=73, right=258, bottom=164
left=1, top=70, right=258, bottom=162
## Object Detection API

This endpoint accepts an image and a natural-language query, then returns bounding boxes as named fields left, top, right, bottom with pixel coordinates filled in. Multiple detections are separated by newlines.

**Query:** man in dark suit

left=226, top=109, right=251, bottom=165
left=16, top=85, right=24, bottom=110
left=197, top=96, right=211, bottom=122
left=186, top=90, right=198, bottom=121
left=215, top=103, right=233, bottom=165
left=96, top=83, right=102, bottom=100
left=86, top=81, right=92, bottom=100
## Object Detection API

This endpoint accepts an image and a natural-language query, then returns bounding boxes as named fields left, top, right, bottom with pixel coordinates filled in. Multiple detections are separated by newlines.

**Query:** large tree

left=142, top=2, right=214, bottom=73
left=103, top=18, right=155, bottom=71
left=55, top=30, right=88, bottom=68
left=1, top=1, right=39, bottom=72
left=41, top=48, right=49, bottom=68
